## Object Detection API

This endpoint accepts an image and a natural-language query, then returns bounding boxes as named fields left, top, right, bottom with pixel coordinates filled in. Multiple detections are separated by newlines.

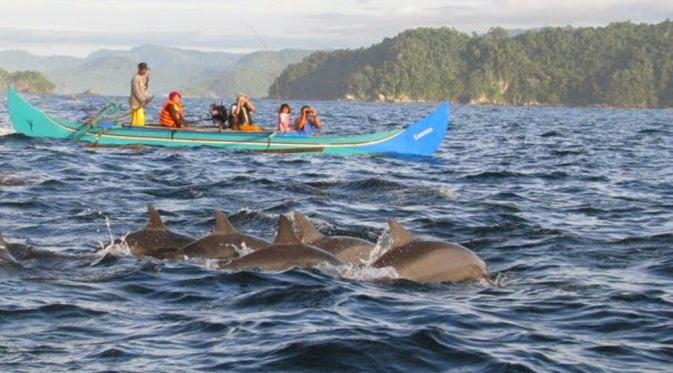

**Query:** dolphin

left=373, top=219, right=489, bottom=284
left=220, top=215, right=343, bottom=271
left=124, top=204, right=194, bottom=259
left=178, top=210, right=269, bottom=260
left=0, top=231, right=21, bottom=266
left=293, top=211, right=375, bottom=264
left=1, top=231, right=108, bottom=268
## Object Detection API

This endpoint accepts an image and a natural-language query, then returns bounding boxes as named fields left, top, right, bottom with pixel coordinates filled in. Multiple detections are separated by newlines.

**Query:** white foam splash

left=205, top=259, right=224, bottom=270
left=437, top=186, right=459, bottom=200
left=478, top=277, right=494, bottom=288
left=234, top=242, right=255, bottom=257
left=363, top=226, right=392, bottom=266
left=483, top=272, right=505, bottom=288
left=307, top=226, right=398, bottom=281
left=95, top=216, right=132, bottom=257
left=180, top=257, right=228, bottom=270
left=328, top=263, right=400, bottom=282
left=103, top=216, right=113, bottom=244
left=233, top=207, right=276, bottom=221
left=97, top=235, right=132, bottom=257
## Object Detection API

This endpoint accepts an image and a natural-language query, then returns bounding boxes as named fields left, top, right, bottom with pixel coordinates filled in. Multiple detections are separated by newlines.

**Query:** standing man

left=129, top=62, right=151, bottom=126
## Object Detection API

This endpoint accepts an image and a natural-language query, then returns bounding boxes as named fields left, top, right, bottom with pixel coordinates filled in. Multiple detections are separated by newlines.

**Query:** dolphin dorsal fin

left=274, top=215, right=301, bottom=245
left=293, top=211, right=323, bottom=243
left=213, top=210, right=236, bottom=234
left=146, top=204, right=166, bottom=230
left=388, top=219, right=415, bottom=248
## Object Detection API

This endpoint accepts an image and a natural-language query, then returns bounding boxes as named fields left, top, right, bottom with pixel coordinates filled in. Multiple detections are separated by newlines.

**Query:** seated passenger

left=159, top=91, right=187, bottom=128
left=210, top=99, right=228, bottom=130
left=295, top=106, right=321, bottom=136
left=229, top=94, right=261, bottom=132
left=277, top=103, right=292, bottom=132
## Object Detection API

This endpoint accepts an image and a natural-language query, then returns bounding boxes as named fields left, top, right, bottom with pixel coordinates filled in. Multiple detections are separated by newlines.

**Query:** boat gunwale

left=45, top=108, right=406, bottom=148
left=7, top=86, right=448, bottom=154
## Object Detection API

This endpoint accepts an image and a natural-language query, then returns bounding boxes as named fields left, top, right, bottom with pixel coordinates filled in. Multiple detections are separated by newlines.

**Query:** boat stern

left=357, top=102, right=450, bottom=156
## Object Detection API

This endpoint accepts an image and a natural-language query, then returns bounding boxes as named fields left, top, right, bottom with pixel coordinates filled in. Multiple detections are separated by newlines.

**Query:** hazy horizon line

left=1, top=19, right=671, bottom=58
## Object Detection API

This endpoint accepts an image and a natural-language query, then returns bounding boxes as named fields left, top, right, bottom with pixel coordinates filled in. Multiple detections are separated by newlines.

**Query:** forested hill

left=272, top=22, right=673, bottom=108
left=0, top=69, right=54, bottom=94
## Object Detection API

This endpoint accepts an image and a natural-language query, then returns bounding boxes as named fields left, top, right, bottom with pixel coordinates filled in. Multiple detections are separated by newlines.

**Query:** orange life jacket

left=159, top=100, right=184, bottom=127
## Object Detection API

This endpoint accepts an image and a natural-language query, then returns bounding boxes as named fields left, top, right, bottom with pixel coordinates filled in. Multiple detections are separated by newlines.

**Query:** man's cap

left=138, top=62, right=150, bottom=70
left=169, top=91, right=181, bottom=100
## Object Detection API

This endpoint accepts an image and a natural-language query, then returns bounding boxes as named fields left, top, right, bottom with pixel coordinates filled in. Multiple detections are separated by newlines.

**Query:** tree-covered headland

left=0, top=69, right=55, bottom=94
left=273, top=22, right=673, bottom=108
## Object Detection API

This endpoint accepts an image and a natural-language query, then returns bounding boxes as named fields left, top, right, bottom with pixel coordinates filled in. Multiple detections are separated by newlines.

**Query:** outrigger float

left=6, top=86, right=449, bottom=156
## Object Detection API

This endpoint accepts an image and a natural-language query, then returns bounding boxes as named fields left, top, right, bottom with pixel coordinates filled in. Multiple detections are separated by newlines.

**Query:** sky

left=1, top=0, right=672, bottom=56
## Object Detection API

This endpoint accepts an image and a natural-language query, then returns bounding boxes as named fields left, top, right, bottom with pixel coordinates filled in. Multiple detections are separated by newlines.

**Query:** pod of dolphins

left=1, top=204, right=490, bottom=284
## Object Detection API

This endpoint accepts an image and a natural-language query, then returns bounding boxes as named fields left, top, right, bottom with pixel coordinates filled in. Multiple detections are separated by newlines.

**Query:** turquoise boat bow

left=6, top=86, right=449, bottom=156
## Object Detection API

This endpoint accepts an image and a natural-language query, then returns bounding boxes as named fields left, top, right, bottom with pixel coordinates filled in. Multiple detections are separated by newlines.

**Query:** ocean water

left=0, top=94, right=672, bottom=372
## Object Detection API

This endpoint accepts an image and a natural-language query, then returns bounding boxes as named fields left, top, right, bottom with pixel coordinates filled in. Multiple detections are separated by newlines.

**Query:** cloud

left=0, top=27, right=326, bottom=51
left=0, top=0, right=672, bottom=56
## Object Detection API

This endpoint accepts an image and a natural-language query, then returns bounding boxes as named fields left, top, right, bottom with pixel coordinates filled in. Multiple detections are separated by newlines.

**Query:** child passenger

left=277, top=103, right=292, bottom=132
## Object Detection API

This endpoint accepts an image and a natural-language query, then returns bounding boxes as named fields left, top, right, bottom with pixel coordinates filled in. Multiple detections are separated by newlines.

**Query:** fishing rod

left=239, top=20, right=288, bottom=139
left=241, top=21, right=283, bottom=102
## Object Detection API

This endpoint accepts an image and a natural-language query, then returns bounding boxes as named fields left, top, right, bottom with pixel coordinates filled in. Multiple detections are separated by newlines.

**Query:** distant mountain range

left=0, top=45, right=313, bottom=98
left=184, top=50, right=316, bottom=98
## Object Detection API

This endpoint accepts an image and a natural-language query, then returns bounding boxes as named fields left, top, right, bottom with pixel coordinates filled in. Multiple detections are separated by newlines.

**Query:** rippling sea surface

left=1, top=94, right=672, bottom=372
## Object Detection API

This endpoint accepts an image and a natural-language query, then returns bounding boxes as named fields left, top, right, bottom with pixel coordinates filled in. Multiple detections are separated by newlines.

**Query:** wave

left=305, top=177, right=406, bottom=193
left=611, top=232, right=673, bottom=245
left=86, top=347, right=139, bottom=360
left=0, top=303, right=108, bottom=318
left=540, top=130, right=562, bottom=137
left=250, top=327, right=507, bottom=372
left=464, top=170, right=525, bottom=180
left=638, top=128, right=671, bottom=136
left=228, top=208, right=278, bottom=225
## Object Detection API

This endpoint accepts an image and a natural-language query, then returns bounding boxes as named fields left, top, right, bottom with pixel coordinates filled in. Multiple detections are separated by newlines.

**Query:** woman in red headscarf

left=159, top=91, right=188, bottom=128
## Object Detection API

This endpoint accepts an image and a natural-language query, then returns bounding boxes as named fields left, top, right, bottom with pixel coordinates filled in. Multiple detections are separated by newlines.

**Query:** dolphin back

left=314, top=236, right=375, bottom=264
left=179, top=232, right=269, bottom=260
left=126, top=230, right=194, bottom=259
left=221, top=243, right=342, bottom=271
left=374, top=241, right=488, bottom=283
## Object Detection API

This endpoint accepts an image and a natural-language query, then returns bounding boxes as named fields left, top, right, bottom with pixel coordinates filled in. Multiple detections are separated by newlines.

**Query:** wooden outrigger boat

left=6, top=86, right=449, bottom=156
